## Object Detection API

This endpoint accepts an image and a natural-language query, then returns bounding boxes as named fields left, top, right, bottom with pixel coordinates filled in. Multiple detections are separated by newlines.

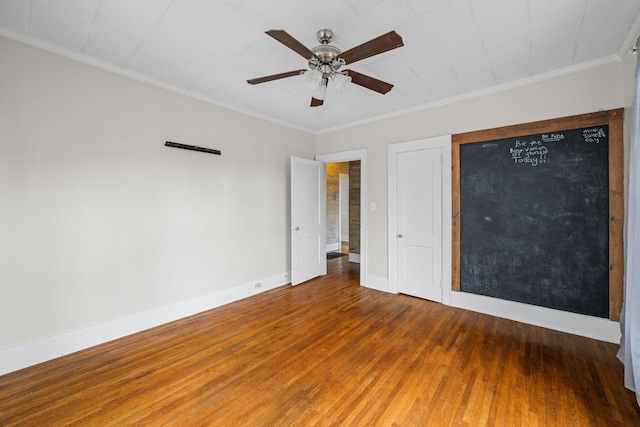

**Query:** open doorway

left=316, top=150, right=367, bottom=287
left=325, top=160, right=361, bottom=278
left=325, top=161, right=361, bottom=263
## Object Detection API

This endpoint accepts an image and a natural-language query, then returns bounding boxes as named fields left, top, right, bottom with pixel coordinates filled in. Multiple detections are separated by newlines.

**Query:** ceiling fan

left=247, top=29, right=404, bottom=107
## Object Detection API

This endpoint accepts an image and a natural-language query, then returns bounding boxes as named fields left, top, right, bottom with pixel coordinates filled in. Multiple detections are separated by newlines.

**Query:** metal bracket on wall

left=165, top=141, right=221, bottom=155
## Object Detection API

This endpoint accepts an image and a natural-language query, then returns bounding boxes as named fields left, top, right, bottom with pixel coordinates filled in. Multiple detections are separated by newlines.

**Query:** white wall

left=0, top=36, right=315, bottom=354
left=622, top=46, right=638, bottom=200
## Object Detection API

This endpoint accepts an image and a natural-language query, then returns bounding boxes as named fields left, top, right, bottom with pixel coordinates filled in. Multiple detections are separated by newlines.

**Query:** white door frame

left=388, top=136, right=452, bottom=305
left=316, top=149, right=367, bottom=287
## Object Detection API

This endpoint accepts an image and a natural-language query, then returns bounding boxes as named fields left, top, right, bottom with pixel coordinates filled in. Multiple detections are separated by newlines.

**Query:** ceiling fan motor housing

left=309, top=29, right=345, bottom=76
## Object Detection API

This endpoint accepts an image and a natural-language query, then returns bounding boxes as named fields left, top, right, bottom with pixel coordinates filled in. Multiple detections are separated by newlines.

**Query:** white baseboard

left=0, top=272, right=291, bottom=376
left=364, top=274, right=390, bottom=293
left=364, top=274, right=619, bottom=343
left=451, top=291, right=621, bottom=343
left=349, top=253, right=361, bottom=263
left=326, top=242, right=340, bottom=252
left=3, top=272, right=618, bottom=376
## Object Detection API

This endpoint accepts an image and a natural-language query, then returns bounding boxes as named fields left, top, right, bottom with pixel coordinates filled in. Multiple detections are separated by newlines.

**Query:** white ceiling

left=1, top=0, right=640, bottom=133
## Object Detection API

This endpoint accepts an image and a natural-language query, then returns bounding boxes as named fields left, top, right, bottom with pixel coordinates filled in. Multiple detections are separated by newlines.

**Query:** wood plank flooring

left=1, top=257, right=639, bottom=426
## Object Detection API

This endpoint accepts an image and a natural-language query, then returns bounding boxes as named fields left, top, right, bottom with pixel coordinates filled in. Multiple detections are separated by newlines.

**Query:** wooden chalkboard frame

left=452, top=109, right=624, bottom=321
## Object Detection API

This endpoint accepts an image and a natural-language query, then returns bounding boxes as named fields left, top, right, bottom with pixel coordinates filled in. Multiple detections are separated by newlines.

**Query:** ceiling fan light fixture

left=312, top=79, right=328, bottom=100
left=331, top=72, right=352, bottom=92
left=302, top=69, right=322, bottom=88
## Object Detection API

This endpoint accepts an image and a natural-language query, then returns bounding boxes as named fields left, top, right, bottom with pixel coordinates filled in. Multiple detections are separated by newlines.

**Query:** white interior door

left=291, top=157, right=326, bottom=286
left=395, top=148, right=442, bottom=301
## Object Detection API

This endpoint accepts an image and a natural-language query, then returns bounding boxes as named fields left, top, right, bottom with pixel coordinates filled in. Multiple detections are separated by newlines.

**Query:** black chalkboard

left=458, top=126, right=609, bottom=317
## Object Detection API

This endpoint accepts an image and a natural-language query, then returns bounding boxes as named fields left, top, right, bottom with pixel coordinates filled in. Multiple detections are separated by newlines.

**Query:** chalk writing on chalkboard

left=459, top=125, right=610, bottom=318
left=509, top=138, right=549, bottom=166
left=583, top=127, right=606, bottom=143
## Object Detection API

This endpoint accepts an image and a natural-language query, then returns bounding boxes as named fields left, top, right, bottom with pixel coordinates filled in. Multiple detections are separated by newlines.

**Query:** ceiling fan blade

left=345, top=70, right=394, bottom=94
left=310, top=97, right=324, bottom=107
left=339, top=31, right=404, bottom=65
left=247, top=69, right=306, bottom=85
left=265, top=29, right=318, bottom=60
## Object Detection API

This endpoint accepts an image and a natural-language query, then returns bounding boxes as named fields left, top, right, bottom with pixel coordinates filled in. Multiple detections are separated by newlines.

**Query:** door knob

left=295, top=226, right=300, bottom=231
left=398, top=234, right=403, bottom=238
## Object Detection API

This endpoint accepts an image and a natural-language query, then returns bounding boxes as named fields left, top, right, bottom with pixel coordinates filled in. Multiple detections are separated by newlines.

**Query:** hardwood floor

left=1, top=257, right=639, bottom=426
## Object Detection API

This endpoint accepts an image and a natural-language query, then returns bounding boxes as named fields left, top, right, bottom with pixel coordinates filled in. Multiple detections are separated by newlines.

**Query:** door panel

left=291, top=157, right=326, bottom=285
left=396, top=148, right=442, bottom=301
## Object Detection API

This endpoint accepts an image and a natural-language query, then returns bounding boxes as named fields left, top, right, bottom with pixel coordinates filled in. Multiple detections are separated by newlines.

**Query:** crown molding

left=0, top=27, right=314, bottom=134
left=317, top=55, right=622, bottom=135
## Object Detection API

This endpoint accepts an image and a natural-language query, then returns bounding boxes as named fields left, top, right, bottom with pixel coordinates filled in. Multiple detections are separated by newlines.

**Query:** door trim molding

left=316, top=149, right=367, bottom=288
left=388, top=136, right=452, bottom=304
